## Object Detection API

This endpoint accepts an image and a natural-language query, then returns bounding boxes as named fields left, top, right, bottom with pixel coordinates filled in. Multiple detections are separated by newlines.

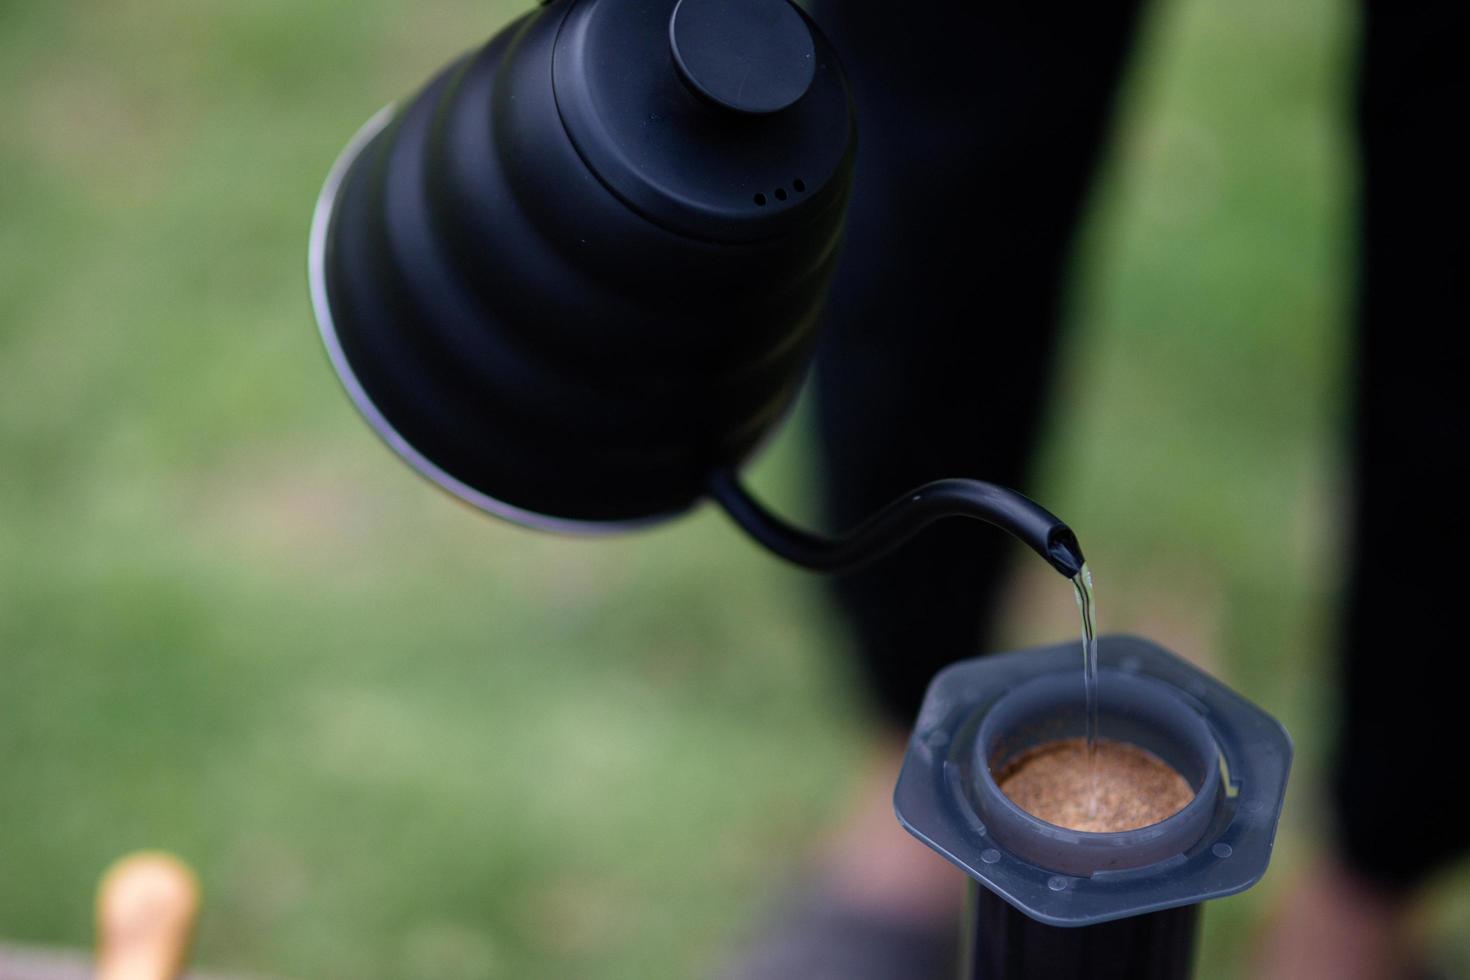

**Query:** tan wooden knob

left=95, top=852, right=200, bottom=980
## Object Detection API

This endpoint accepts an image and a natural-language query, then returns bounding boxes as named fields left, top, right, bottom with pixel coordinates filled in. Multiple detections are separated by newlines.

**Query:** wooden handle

left=95, top=852, right=200, bottom=980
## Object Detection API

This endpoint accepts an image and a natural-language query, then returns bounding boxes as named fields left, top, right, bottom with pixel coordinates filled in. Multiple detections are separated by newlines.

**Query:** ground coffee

left=996, top=737, right=1194, bottom=833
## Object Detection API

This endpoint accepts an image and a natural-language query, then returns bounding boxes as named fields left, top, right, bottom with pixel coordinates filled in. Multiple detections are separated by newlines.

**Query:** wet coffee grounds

left=996, top=737, right=1194, bottom=833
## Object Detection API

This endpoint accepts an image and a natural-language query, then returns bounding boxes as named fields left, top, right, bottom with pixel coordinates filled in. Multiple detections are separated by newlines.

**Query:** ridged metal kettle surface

left=309, top=0, right=856, bottom=528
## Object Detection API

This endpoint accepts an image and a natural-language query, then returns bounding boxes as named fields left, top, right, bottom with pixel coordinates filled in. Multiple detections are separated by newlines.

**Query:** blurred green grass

left=5, top=0, right=1464, bottom=977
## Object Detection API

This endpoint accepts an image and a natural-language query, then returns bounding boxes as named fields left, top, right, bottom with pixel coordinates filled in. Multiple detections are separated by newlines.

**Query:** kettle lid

left=552, top=0, right=854, bottom=242
left=670, top=0, right=816, bottom=116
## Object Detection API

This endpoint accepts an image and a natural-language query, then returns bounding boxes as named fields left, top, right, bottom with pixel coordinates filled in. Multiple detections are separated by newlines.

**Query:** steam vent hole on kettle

left=996, top=737, right=1195, bottom=833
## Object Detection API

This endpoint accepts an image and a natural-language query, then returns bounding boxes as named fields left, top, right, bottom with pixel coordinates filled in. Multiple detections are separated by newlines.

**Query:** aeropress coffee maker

left=307, top=0, right=1292, bottom=975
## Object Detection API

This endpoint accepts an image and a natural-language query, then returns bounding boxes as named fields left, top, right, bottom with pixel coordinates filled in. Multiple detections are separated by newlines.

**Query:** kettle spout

left=708, top=471, right=1085, bottom=579
left=1046, top=526, right=1087, bottom=579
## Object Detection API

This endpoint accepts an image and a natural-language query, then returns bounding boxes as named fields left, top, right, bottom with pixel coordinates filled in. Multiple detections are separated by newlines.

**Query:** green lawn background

left=4, top=0, right=1466, bottom=976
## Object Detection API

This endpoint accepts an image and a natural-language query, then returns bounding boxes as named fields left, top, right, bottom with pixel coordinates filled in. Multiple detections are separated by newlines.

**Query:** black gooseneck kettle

left=308, top=0, right=1085, bottom=578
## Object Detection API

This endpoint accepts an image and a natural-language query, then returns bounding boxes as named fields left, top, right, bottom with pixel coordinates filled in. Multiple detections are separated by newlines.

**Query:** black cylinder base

left=965, top=883, right=1200, bottom=980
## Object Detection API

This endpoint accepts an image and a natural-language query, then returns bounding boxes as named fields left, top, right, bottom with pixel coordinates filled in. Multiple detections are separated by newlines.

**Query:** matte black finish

left=708, top=470, right=1085, bottom=576
left=318, top=0, right=855, bottom=525
left=314, top=0, right=1090, bottom=580
left=966, top=884, right=1199, bottom=980
left=554, top=0, right=851, bottom=241
left=670, top=0, right=816, bottom=115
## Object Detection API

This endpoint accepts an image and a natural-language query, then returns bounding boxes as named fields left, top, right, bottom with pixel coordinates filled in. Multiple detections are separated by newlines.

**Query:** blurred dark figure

left=726, top=2, right=1469, bottom=978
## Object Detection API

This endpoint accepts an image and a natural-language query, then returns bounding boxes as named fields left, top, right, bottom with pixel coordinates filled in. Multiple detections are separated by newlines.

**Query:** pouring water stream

left=1072, top=563, right=1099, bottom=817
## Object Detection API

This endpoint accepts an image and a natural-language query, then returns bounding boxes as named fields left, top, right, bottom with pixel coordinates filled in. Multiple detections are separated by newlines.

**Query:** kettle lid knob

left=669, top=0, right=816, bottom=115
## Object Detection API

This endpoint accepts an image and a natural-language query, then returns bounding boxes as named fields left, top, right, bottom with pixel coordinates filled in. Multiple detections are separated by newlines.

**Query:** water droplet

left=1047, top=876, right=1068, bottom=892
left=981, top=848, right=1001, bottom=865
left=1212, top=842, right=1233, bottom=858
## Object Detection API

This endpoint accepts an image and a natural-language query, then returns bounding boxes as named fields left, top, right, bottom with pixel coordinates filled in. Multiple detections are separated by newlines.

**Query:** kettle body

left=309, top=0, right=856, bottom=529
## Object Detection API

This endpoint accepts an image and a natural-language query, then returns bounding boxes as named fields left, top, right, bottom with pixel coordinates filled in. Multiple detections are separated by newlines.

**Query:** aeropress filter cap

left=894, top=635, right=1292, bottom=927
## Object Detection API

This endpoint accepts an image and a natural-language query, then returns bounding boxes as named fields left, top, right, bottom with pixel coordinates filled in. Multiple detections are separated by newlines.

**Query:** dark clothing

left=807, top=0, right=1468, bottom=891
left=1333, top=2, right=1470, bottom=891
left=808, top=1, right=1146, bottom=722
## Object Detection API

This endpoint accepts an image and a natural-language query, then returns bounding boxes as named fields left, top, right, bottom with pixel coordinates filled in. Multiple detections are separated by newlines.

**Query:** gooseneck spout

left=707, top=470, right=1085, bottom=578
